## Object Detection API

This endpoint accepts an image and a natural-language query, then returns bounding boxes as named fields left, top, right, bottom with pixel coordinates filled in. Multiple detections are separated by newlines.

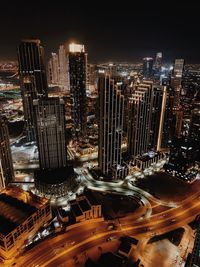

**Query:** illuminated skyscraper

left=58, top=45, right=69, bottom=90
left=33, top=97, right=67, bottom=170
left=47, top=52, right=59, bottom=84
left=68, top=43, right=87, bottom=136
left=149, top=85, right=167, bottom=151
left=161, top=86, right=176, bottom=148
left=98, top=75, right=127, bottom=180
left=154, top=52, right=162, bottom=71
left=127, top=82, right=153, bottom=157
left=0, top=116, right=14, bottom=190
left=143, top=57, right=154, bottom=79
left=173, top=59, right=185, bottom=78
left=171, top=58, right=185, bottom=108
left=18, top=39, right=48, bottom=142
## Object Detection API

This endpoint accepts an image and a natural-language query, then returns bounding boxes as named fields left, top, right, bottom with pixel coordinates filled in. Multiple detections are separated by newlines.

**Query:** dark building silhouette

left=18, top=39, right=48, bottom=142
left=0, top=116, right=14, bottom=189
left=68, top=43, right=87, bottom=137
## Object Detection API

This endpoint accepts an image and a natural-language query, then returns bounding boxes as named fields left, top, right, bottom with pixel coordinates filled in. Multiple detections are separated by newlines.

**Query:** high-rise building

left=58, top=45, right=69, bottom=90
left=68, top=43, right=87, bottom=136
left=154, top=52, right=162, bottom=71
left=33, top=97, right=67, bottom=170
left=189, top=101, right=200, bottom=161
left=171, top=59, right=185, bottom=108
left=18, top=39, right=48, bottom=142
left=47, top=52, right=59, bottom=84
left=173, top=59, right=185, bottom=78
left=0, top=116, right=14, bottom=190
left=149, top=85, right=167, bottom=151
left=154, top=52, right=162, bottom=80
left=143, top=57, right=154, bottom=79
left=161, top=86, right=176, bottom=148
left=98, top=75, right=127, bottom=180
left=127, top=82, right=153, bottom=158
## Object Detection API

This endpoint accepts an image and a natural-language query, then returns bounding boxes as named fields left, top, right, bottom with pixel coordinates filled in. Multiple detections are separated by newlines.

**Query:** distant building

left=171, top=59, right=185, bottom=108
left=18, top=39, right=48, bottom=142
left=161, top=86, right=176, bottom=148
left=0, top=187, right=51, bottom=261
left=0, top=116, right=14, bottom=190
left=33, top=97, right=67, bottom=170
left=143, top=57, right=154, bottom=79
left=47, top=52, right=59, bottom=84
left=154, top=52, right=162, bottom=71
left=68, top=43, right=87, bottom=136
left=58, top=45, right=70, bottom=91
left=98, top=75, right=128, bottom=180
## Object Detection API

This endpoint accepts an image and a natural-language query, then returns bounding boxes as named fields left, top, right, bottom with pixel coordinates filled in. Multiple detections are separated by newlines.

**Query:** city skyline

left=1, top=3, right=200, bottom=63
left=0, top=4, right=200, bottom=265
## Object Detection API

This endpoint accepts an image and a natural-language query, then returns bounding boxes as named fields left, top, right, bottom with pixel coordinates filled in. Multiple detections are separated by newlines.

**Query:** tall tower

left=149, top=85, right=167, bottom=151
left=98, top=75, right=126, bottom=180
left=68, top=43, right=87, bottom=136
left=127, top=82, right=153, bottom=158
left=33, top=97, right=67, bottom=170
left=47, top=52, right=59, bottom=84
left=161, top=86, right=176, bottom=148
left=58, top=45, right=69, bottom=90
left=143, top=57, right=154, bottom=79
left=0, top=116, right=14, bottom=190
left=171, top=59, right=185, bottom=108
left=18, top=39, right=48, bottom=142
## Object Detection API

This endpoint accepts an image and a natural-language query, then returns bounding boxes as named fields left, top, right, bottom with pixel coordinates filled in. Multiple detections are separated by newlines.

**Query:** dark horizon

left=1, top=3, right=200, bottom=64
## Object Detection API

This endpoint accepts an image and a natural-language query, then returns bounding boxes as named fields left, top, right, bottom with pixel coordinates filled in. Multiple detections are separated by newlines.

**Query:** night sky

left=0, top=2, right=200, bottom=63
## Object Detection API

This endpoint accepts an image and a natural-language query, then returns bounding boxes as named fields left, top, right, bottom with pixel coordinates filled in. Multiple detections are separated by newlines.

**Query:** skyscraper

left=154, top=52, right=162, bottom=80
left=149, top=85, right=167, bottom=151
left=18, top=39, right=48, bottom=142
left=171, top=59, right=185, bottom=108
left=154, top=52, right=162, bottom=71
left=161, top=86, right=176, bottom=148
left=127, top=82, right=152, bottom=158
left=33, top=97, right=67, bottom=170
left=47, top=52, right=59, bottom=84
left=98, top=75, right=127, bottom=180
left=68, top=43, right=87, bottom=136
left=143, top=57, right=154, bottom=79
left=58, top=45, right=69, bottom=90
left=0, top=116, right=14, bottom=190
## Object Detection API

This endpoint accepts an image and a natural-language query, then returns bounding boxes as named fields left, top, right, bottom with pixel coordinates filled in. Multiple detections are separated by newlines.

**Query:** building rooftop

left=85, top=190, right=100, bottom=206
left=118, top=241, right=132, bottom=254
left=71, top=203, right=83, bottom=217
left=0, top=187, right=49, bottom=236
left=78, top=199, right=91, bottom=212
left=34, top=166, right=74, bottom=185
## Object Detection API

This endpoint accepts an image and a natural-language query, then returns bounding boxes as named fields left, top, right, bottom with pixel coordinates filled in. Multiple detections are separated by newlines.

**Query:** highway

left=8, top=174, right=200, bottom=267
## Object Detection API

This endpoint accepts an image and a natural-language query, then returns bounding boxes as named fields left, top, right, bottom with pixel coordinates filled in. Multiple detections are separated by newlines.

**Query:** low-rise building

left=61, top=191, right=102, bottom=223
left=0, top=187, right=51, bottom=261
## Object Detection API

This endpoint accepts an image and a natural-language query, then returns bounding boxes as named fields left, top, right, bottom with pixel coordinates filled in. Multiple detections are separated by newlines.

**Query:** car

left=106, top=236, right=116, bottom=241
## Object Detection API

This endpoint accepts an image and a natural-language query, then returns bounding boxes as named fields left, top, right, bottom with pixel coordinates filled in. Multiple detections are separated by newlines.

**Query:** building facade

left=0, top=187, right=51, bottom=261
left=127, top=82, right=153, bottom=158
left=0, top=116, right=14, bottom=190
left=98, top=75, right=127, bottom=180
left=68, top=43, right=87, bottom=136
left=33, top=97, right=67, bottom=170
left=143, top=57, right=154, bottom=79
left=18, top=39, right=48, bottom=142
